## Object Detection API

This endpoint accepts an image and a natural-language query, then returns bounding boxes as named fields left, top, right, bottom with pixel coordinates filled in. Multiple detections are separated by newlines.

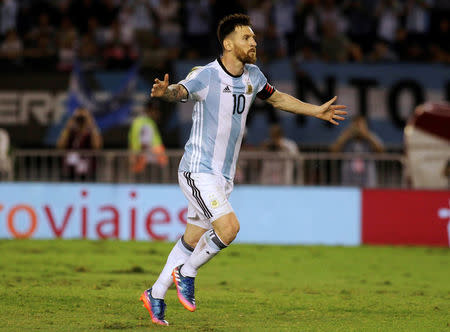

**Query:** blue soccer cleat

left=140, top=288, right=169, bottom=326
left=172, top=265, right=196, bottom=312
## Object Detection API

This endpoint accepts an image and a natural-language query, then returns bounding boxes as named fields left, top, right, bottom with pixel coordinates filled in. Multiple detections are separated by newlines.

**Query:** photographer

left=57, top=107, right=102, bottom=181
left=331, top=115, right=384, bottom=187
left=260, top=124, right=300, bottom=185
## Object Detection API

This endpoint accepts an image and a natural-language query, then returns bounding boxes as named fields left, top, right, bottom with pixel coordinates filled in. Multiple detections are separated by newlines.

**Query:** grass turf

left=0, top=240, right=448, bottom=331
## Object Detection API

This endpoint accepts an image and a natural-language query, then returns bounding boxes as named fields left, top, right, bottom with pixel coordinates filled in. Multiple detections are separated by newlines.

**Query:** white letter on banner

left=0, top=92, right=18, bottom=124
left=21, top=92, right=53, bottom=125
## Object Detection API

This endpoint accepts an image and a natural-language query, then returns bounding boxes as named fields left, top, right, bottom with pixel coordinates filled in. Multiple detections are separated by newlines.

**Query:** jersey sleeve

left=253, top=66, right=276, bottom=100
left=178, top=67, right=211, bottom=102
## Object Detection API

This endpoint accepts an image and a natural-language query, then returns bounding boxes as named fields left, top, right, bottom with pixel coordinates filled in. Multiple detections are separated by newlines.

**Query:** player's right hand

left=151, top=73, right=169, bottom=98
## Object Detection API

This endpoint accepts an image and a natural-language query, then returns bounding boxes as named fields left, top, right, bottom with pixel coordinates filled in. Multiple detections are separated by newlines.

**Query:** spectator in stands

left=404, top=0, right=433, bottom=62
left=98, top=0, right=119, bottom=28
left=260, top=124, right=300, bottom=185
left=246, top=0, right=271, bottom=37
left=128, top=99, right=168, bottom=175
left=23, top=12, right=57, bottom=68
left=103, top=18, right=138, bottom=69
left=26, top=12, right=55, bottom=44
left=57, top=16, right=78, bottom=71
left=0, top=0, right=18, bottom=36
left=375, top=0, right=402, bottom=47
left=429, top=16, right=449, bottom=63
left=369, top=40, right=398, bottom=62
left=86, top=17, right=108, bottom=48
left=405, top=0, right=433, bottom=44
left=118, top=3, right=135, bottom=47
left=57, top=107, right=102, bottom=181
left=258, top=21, right=287, bottom=63
left=126, top=0, right=157, bottom=32
left=124, top=0, right=161, bottom=69
left=53, top=0, right=71, bottom=17
left=404, top=38, right=427, bottom=61
left=318, top=0, right=346, bottom=33
left=68, top=0, right=102, bottom=34
left=0, top=29, right=23, bottom=65
left=331, top=115, right=384, bottom=187
left=272, top=0, right=297, bottom=56
left=78, top=34, right=99, bottom=70
left=153, top=0, right=181, bottom=55
left=183, top=0, right=212, bottom=59
left=343, top=0, right=375, bottom=54
left=294, top=0, right=321, bottom=55
left=16, top=2, right=33, bottom=38
left=320, top=19, right=363, bottom=62
left=0, top=0, right=446, bottom=69
left=393, top=27, right=410, bottom=60
left=23, top=34, right=58, bottom=68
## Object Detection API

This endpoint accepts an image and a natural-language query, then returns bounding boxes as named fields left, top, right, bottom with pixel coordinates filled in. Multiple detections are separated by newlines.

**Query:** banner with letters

left=1, top=183, right=449, bottom=246
left=1, top=61, right=449, bottom=148
left=0, top=69, right=149, bottom=148
left=0, top=183, right=360, bottom=245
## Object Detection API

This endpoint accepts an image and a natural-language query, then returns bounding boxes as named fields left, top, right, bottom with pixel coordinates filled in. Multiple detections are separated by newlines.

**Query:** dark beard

left=236, top=48, right=257, bottom=64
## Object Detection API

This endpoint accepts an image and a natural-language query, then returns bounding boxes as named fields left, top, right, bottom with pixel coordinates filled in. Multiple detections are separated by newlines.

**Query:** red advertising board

left=362, top=189, right=450, bottom=247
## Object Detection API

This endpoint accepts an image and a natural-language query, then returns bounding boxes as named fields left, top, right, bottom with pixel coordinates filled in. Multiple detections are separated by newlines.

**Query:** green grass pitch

left=0, top=240, right=448, bottom=331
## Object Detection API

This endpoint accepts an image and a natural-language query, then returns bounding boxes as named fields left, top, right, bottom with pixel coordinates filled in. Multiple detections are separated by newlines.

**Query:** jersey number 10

left=232, top=94, right=246, bottom=115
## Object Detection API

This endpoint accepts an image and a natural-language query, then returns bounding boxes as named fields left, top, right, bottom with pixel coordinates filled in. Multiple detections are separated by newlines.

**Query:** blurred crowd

left=0, top=0, right=449, bottom=72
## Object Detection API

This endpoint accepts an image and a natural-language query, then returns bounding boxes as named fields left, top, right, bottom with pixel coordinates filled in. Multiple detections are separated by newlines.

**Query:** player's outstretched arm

left=150, top=73, right=188, bottom=103
left=266, top=91, right=347, bottom=125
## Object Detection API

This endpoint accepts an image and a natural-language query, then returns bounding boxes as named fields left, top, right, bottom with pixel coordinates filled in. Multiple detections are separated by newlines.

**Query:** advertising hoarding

left=362, top=189, right=450, bottom=246
left=0, top=183, right=361, bottom=245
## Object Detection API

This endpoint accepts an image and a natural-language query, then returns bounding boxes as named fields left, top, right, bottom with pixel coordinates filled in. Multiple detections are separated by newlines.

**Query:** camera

left=74, top=115, right=86, bottom=126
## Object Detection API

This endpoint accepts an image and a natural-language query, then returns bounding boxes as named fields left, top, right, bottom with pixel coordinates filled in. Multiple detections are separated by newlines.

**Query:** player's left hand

left=316, top=96, right=347, bottom=125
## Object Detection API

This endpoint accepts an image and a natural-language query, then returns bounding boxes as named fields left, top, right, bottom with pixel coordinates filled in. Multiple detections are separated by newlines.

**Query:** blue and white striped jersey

left=178, top=58, right=274, bottom=181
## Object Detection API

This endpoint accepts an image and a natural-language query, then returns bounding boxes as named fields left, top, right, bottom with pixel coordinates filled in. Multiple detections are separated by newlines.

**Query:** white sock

left=181, top=229, right=227, bottom=278
left=151, top=236, right=193, bottom=299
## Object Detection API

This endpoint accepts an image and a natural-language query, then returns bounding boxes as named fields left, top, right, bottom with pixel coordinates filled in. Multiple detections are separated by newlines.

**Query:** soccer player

left=140, top=13, right=347, bottom=326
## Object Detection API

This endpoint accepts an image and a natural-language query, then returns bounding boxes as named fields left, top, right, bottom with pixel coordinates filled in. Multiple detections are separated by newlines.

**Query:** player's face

left=231, top=26, right=257, bottom=64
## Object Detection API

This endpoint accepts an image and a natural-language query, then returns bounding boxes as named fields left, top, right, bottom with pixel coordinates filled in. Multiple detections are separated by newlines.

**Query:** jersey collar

left=217, top=57, right=243, bottom=78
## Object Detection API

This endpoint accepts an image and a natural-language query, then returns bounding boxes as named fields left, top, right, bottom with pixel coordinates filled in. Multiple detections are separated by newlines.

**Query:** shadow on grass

left=110, top=266, right=146, bottom=274
left=103, top=321, right=133, bottom=329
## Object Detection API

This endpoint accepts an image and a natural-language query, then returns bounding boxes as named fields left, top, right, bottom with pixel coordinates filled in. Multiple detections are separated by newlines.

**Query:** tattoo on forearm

left=162, top=85, right=186, bottom=102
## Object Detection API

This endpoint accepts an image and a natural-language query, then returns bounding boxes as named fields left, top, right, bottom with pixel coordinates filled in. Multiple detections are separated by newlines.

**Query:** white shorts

left=178, top=172, right=234, bottom=229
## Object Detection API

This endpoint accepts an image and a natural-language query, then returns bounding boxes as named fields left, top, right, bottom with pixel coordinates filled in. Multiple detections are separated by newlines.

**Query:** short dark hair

left=217, top=14, right=251, bottom=50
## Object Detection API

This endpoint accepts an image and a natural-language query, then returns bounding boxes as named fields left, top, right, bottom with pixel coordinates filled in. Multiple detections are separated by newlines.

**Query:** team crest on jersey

left=209, top=194, right=220, bottom=208
left=246, top=84, right=253, bottom=94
